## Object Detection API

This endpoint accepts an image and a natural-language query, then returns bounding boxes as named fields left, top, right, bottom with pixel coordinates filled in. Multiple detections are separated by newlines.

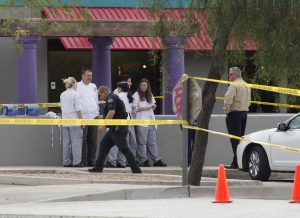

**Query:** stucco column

left=18, top=36, right=40, bottom=104
left=89, top=37, right=113, bottom=89
left=165, top=36, right=187, bottom=114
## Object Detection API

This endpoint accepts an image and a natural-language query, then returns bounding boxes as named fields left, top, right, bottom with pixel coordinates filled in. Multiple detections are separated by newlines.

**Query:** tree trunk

left=187, top=8, right=240, bottom=185
left=188, top=0, right=244, bottom=186
left=187, top=53, right=226, bottom=185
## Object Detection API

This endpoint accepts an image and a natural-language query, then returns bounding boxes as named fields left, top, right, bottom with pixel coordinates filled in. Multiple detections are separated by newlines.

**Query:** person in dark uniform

left=88, top=86, right=142, bottom=174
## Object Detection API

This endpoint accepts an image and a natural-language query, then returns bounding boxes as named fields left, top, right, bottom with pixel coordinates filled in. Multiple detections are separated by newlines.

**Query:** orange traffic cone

left=212, top=164, right=232, bottom=203
left=290, top=165, right=300, bottom=203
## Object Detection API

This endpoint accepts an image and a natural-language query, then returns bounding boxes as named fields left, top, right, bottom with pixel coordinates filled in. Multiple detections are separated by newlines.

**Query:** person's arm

left=131, top=93, right=138, bottom=108
left=105, top=110, right=115, bottom=119
left=136, top=95, right=156, bottom=111
left=136, top=104, right=156, bottom=112
left=248, top=88, right=251, bottom=107
left=223, top=85, right=236, bottom=115
left=76, top=83, right=86, bottom=113
left=132, top=93, right=142, bottom=114
left=74, top=93, right=84, bottom=128
left=76, top=111, right=84, bottom=129
left=94, top=85, right=100, bottom=117
left=98, top=110, right=115, bottom=133
left=74, top=93, right=82, bottom=118
left=150, top=98, right=157, bottom=110
left=76, top=111, right=83, bottom=119
left=99, top=94, right=117, bottom=134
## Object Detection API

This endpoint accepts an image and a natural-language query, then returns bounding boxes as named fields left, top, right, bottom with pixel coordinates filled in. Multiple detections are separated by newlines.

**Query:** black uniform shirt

left=103, top=93, right=128, bottom=132
left=104, top=93, right=127, bottom=119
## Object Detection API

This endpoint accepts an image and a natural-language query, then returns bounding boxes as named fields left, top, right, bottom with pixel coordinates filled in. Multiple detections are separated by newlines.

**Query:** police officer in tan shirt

left=224, top=67, right=251, bottom=169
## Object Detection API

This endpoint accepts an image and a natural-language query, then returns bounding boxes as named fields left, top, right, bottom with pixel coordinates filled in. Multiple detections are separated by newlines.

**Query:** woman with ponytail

left=60, top=77, right=83, bottom=167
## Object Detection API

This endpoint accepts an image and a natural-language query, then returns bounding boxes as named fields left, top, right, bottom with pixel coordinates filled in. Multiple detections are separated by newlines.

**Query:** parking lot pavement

left=0, top=198, right=298, bottom=218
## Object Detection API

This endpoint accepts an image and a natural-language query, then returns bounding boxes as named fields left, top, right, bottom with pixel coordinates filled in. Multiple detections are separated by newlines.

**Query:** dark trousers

left=95, top=128, right=141, bottom=173
left=81, top=125, right=98, bottom=166
left=179, top=125, right=195, bottom=166
left=225, top=111, right=247, bottom=166
left=188, top=129, right=195, bottom=166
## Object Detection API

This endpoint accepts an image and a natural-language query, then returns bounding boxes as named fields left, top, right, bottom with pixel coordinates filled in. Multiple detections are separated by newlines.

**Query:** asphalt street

left=0, top=198, right=299, bottom=218
left=0, top=166, right=296, bottom=218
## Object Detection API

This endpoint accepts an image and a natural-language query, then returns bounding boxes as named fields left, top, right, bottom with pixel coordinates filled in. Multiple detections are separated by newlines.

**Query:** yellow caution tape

left=37, top=103, right=60, bottom=108
left=183, top=125, right=300, bottom=154
left=192, top=76, right=300, bottom=97
left=1, top=76, right=299, bottom=109
left=1, top=98, right=166, bottom=108
left=0, top=118, right=187, bottom=126
left=0, top=103, right=57, bottom=109
left=249, top=100, right=300, bottom=109
left=0, top=116, right=298, bottom=153
left=215, top=97, right=300, bottom=109
left=181, top=74, right=190, bottom=82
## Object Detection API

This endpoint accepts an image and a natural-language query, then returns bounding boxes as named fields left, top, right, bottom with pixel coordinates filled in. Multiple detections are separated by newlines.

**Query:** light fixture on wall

left=142, top=65, right=147, bottom=69
left=118, top=66, right=122, bottom=75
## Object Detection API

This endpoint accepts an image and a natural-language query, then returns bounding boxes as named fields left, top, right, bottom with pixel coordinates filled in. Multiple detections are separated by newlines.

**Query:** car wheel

left=248, top=146, right=271, bottom=181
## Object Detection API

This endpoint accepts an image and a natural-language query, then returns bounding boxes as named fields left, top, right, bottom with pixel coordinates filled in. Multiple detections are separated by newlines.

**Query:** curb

left=42, top=186, right=190, bottom=203
left=0, top=173, right=261, bottom=187
left=41, top=185, right=293, bottom=203
left=0, top=167, right=294, bottom=180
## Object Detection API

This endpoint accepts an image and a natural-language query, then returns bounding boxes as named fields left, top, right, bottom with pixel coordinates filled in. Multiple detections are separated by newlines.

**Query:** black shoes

left=104, top=162, right=116, bottom=168
left=88, top=167, right=103, bottom=173
left=87, top=162, right=95, bottom=167
left=63, top=164, right=72, bottom=167
left=72, top=163, right=85, bottom=167
left=104, top=162, right=127, bottom=168
left=153, top=160, right=167, bottom=167
left=138, top=160, right=167, bottom=167
left=133, top=168, right=142, bottom=174
left=64, top=163, right=85, bottom=167
left=116, top=163, right=126, bottom=168
left=225, top=164, right=238, bottom=169
left=139, top=160, right=151, bottom=167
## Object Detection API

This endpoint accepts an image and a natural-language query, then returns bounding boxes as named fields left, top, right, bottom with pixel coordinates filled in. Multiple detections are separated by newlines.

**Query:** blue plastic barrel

left=24, top=104, right=39, bottom=116
left=2, top=104, right=18, bottom=116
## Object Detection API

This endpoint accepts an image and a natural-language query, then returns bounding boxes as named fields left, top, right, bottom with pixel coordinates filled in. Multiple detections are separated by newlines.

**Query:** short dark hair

left=82, top=69, right=92, bottom=75
left=118, top=74, right=131, bottom=82
left=117, top=82, right=133, bottom=103
left=117, top=81, right=129, bottom=92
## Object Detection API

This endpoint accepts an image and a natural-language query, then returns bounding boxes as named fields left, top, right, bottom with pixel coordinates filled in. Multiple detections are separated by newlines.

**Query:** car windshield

left=288, top=115, right=300, bottom=129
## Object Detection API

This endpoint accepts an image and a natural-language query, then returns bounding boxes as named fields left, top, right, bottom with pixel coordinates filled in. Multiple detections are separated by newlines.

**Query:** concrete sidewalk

left=0, top=166, right=294, bottom=203
left=0, top=166, right=296, bottom=217
left=0, top=166, right=295, bottom=180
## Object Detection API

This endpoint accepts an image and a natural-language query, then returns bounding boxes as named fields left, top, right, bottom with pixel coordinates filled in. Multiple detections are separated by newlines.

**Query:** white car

left=237, top=113, right=300, bottom=181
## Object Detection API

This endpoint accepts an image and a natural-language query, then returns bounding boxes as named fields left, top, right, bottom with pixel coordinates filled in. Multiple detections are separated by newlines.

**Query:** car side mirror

left=277, top=122, right=287, bottom=131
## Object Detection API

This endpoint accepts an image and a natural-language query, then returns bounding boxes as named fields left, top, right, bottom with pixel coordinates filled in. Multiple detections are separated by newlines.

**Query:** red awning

left=42, top=7, right=256, bottom=51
